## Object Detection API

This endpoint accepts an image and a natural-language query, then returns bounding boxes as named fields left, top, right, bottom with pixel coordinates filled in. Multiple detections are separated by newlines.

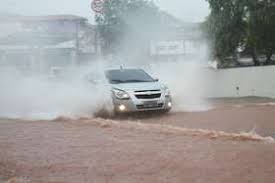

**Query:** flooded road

left=127, top=103, right=275, bottom=138
left=1, top=99, right=275, bottom=183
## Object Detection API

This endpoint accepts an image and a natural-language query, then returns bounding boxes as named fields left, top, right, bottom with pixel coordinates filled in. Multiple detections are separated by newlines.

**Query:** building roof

left=0, top=31, right=75, bottom=45
left=0, top=14, right=87, bottom=23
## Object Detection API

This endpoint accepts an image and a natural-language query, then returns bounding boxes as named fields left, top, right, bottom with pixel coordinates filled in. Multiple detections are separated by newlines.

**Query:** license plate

left=143, top=101, right=158, bottom=107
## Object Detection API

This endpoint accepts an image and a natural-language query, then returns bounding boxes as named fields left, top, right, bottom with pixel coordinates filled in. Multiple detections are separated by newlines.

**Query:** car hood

left=111, top=82, right=163, bottom=92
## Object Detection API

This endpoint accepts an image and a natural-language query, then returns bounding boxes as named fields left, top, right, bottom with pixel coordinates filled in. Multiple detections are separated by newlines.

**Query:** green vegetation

left=205, top=0, right=275, bottom=67
left=95, top=0, right=162, bottom=58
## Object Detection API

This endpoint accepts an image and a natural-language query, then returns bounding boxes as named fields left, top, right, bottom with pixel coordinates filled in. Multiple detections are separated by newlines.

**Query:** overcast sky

left=0, top=0, right=209, bottom=23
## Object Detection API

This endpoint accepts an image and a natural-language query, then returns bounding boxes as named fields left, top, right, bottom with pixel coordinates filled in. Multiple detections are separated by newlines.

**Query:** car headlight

left=112, top=89, right=130, bottom=100
left=165, top=89, right=171, bottom=96
left=162, top=86, right=171, bottom=97
left=165, top=89, right=171, bottom=97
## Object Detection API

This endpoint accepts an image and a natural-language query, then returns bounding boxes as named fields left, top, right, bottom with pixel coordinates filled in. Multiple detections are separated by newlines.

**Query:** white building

left=149, top=14, right=207, bottom=62
left=0, top=14, right=99, bottom=73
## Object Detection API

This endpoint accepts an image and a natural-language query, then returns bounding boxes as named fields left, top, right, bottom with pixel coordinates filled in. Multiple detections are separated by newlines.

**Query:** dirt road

left=1, top=99, right=275, bottom=183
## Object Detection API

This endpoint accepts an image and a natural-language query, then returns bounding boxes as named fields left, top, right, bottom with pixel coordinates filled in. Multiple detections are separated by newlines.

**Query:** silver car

left=105, top=68, right=172, bottom=113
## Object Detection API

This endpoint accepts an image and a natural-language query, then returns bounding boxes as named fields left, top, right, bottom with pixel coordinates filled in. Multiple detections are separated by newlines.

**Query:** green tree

left=204, top=0, right=247, bottom=66
left=205, top=0, right=275, bottom=67
left=245, top=0, right=275, bottom=64
left=95, top=0, right=162, bottom=59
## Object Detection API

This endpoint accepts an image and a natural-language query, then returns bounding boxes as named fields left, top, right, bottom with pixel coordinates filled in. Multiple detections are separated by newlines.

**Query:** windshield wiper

left=110, top=79, right=152, bottom=83
left=110, top=79, right=126, bottom=83
left=124, top=80, right=152, bottom=83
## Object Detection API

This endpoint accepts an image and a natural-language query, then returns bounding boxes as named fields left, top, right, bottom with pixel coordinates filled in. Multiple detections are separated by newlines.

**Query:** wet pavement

left=1, top=99, right=275, bottom=183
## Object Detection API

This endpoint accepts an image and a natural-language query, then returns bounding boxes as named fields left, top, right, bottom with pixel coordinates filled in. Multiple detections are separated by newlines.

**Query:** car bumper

left=113, top=95, right=172, bottom=113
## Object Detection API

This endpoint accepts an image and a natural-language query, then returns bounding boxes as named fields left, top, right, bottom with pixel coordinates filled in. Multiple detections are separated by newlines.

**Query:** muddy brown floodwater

left=1, top=98, right=275, bottom=183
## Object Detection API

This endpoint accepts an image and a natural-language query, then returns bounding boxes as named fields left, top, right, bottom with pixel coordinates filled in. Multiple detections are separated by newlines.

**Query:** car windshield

left=105, top=69, right=155, bottom=84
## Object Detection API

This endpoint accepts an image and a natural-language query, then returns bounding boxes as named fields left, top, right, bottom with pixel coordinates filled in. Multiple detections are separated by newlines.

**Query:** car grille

left=136, top=103, right=164, bottom=110
left=135, top=93, right=161, bottom=99
left=135, top=90, right=161, bottom=93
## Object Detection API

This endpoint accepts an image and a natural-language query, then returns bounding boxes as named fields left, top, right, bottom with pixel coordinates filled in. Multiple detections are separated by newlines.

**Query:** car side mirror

left=154, top=78, right=159, bottom=82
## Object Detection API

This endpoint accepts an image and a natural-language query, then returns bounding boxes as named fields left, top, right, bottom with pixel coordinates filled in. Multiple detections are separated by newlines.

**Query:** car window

left=105, top=69, right=155, bottom=84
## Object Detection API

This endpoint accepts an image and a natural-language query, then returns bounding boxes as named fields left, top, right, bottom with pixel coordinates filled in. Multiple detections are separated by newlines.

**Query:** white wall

left=0, top=22, right=22, bottom=39
left=205, top=66, right=275, bottom=98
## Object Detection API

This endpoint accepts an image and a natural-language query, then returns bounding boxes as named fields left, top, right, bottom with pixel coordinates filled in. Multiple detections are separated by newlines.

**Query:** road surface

left=1, top=98, right=275, bottom=183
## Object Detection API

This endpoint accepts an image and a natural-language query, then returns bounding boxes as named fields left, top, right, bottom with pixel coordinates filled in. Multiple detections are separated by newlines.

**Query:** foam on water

left=60, top=117, right=275, bottom=143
